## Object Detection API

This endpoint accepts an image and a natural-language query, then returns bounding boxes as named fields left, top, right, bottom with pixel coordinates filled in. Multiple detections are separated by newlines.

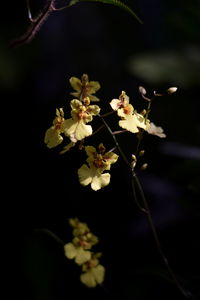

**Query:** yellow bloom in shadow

left=70, top=74, right=101, bottom=102
left=64, top=242, right=91, bottom=265
left=78, top=144, right=118, bottom=191
left=64, top=99, right=100, bottom=142
left=80, top=258, right=105, bottom=288
left=110, top=91, right=148, bottom=133
left=44, top=108, right=67, bottom=148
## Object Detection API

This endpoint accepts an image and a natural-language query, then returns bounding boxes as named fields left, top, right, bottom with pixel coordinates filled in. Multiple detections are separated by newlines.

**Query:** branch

left=10, top=0, right=56, bottom=47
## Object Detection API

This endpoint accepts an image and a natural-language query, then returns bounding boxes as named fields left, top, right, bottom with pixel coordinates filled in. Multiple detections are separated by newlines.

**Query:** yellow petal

left=63, top=119, right=92, bottom=141
left=69, top=77, right=82, bottom=91
left=80, top=271, right=97, bottom=288
left=88, top=81, right=101, bottom=94
left=110, top=99, right=121, bottom=111
left=75, top=248, right=91, bottom=265
left=75, top=121, right=92, bottom=140
left=119, top=115, right=139, bottom=133
left=89, top=95, right=100, bottom=102
left=63, top=118, right=77, bottom=136
left=44, top=127, right=63, bottom=148
left=117, top=104, right=134, bottom=118
left=91, top=265, right=105, bottom=284
left=70, top=99, right=82, bottom=110
left=78, top=164, right=94, bottom=186
left=104, top=152, right=119, bottom=165
left=64, top=243, right=77, bottom=259
left=91, top=173, right=110, bottom=191
left=85, top=146, right=96, bottom=158
left=87, top=105, right=100, bottom=116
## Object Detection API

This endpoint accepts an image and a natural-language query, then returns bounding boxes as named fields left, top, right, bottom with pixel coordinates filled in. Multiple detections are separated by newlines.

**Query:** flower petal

left=147, top=122, right=166, bottom=138
left=80, top=271, right=97, bottom=288
left=78, top=164, right=94, bottom=186
left=70, top=99, right=82, bottom=110
left=87, top=105, right=100, bottom=116
left=88, top=81, right=101, bottom=94
left=119, top=115, right=139, bottom=133
left=44, top=127, right=63, bottom=148
left=91, top=173, right=110, bottom=191
left=89, top=95, right=100, bottom=102
left=75, top=121, right=92, bottom=140
left=64, top=243, right=77, bottom=259
left=117, top=104, right=134, bottom=118
left=91, top=265, right=105, bottom=284
left=63, top=119, right=92, bottom=141
left=75, top=248, right=91, bottom=265
left=69, top=77, right=82, bottom=92
left=85, top=146, right=96, bottom=158
left=110, top=99, right=121, bottom=111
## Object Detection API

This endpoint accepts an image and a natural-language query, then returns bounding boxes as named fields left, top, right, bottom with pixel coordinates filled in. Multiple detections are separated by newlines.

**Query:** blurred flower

left=63, top=99, right=100, bottom=142
left=70, top=74, right=101, bottom=102
left=44, top=108, right=67, bottom=148
left=80, top=258, right=105, bottom=288
left=167, top=87, right=178, bottom=94
left=146, top=122, right=166, bottom=138
left=64, top=243, right=91, bottom=265
left=78, top=144, right=118, bottom=191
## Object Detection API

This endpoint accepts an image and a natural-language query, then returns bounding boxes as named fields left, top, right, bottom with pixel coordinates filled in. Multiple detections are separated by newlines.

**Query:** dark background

left=2, top=0, right=200, bottom=299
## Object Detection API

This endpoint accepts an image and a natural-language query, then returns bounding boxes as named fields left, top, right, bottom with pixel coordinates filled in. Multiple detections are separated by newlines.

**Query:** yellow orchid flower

left=78, top=144, right=118, bottom=191
left=44, top=108, right=67, bottom=148
left=70, top=74, right=101, bottom=102
left=110, top=90, right=129, bottom=110
left=110, top=91, right=148, bottom=133
left=64, top=243, right=91, bottom=265
left=80, top=258, right=105, bottom=288
left=63, top=99, right=100, bottom=142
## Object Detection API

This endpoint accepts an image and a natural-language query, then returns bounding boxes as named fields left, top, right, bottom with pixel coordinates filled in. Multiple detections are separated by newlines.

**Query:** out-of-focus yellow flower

left=78, top=144, right=118, bottom=191
left=64, top=243, right=91, bottom=265
left=110, top=91, right=148, bottom=133
left=70, top=74, right=101, bottom=102
left=80, top=258, right=105, bottom=288
left=63, top=99, right=100, bottom=142
left=146, top=122, right=166, bottom=138
left=44, top=108, right=67, bottom=148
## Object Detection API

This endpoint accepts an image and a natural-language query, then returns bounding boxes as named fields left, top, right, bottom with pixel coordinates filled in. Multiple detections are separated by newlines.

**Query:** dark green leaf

left=69, top=0, right=143, bottom=24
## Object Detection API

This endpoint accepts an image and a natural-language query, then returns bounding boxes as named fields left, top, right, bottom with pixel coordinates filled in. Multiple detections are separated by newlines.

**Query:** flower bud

left=140, top=163, right=148, bottom=170
left=167, top=87, right=178, bottom=94
left=139, top=150, right=145, bottom=156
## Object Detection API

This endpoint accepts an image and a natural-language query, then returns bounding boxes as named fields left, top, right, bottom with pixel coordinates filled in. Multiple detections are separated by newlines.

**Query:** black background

left=2, top=0, right=200, bottom=299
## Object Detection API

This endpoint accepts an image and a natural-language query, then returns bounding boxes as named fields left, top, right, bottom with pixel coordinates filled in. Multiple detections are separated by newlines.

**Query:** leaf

left=69, top=0, right=143, bottom=24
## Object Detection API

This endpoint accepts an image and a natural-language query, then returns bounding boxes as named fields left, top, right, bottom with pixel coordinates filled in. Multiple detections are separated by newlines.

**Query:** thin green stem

left=100, top=111, right=115, bottom=118
left=98, top=114, right=130, bottom=167
left=90, top=124, right=105, bottom=137
left=113, top=129, right=127, bottom=135
left=132, top=172, right=191, bottom=298
left=99, top=113, right=190, bottom=298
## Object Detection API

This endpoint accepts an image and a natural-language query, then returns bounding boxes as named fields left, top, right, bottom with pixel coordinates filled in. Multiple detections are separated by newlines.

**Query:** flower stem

left=113, top=129, right=128, bottom=135
left=98, top=115, right=130, bottom=167
left=100, top=111, right=115, bottom=118
left=99, top=113, right=191, bottom=298
left=132, top=172, right=192, bottom=298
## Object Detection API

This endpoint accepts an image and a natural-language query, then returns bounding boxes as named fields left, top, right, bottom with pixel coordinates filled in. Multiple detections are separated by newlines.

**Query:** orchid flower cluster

left=64, top=218, right=105, bottom=288
left=44, top=74, right=177, bottom=191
